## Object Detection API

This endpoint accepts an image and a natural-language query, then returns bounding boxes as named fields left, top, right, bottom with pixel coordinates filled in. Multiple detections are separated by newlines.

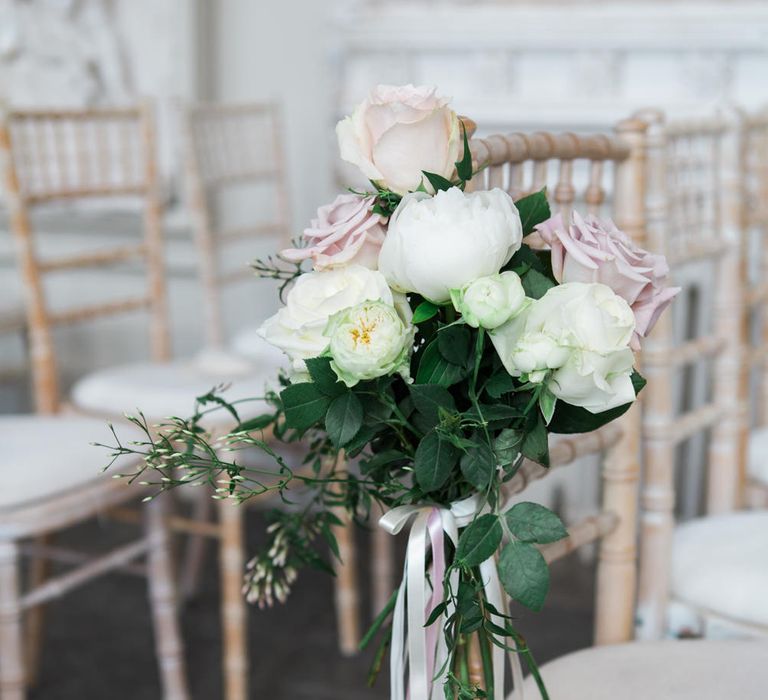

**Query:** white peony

left=490, top=283, right=637, bottom=413
left=258, top=265, right=393, bottom=374
left=450, top=271, right=527, bottom=330
left=378, top=187, right=523, bottom=304
left=325, top=301, right=413, bottom=387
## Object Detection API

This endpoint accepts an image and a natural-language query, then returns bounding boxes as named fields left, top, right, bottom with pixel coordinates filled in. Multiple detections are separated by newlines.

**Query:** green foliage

left=422, top=171, right=455, bottom=192
left=306, top=356, right=346, bottom=397
left=409, top=384, right=457, bottom=427
left=548, top=371, right=647, bottom=434
left=281, top=383, right=331, bottom=432
left=415, top=339, right=469, bottom=387
left=484, top=371, right=515, bottom=399
left=514, top=189, right=551, bottom=235
left=412, top=300, right=439, bottom=324
left=459, top=442, right=496, bottom=491
left=456, top=514, right=502, bottom=567
left=504, top=502, right=567, bottom=544
left=438, top=325, right=472, bottom=366
left=414, top=430, right=459, bottom=492
left=325, top=393, right=364, bottom=448
left=520, top=268, right=556, bottom=300
left=234, top=413, right=274, bottom=432
left=455, top=122, right=473, bottom=183
left=498, top=541, right=550, bottom=612
left=538, top=388, right=557, bottom=425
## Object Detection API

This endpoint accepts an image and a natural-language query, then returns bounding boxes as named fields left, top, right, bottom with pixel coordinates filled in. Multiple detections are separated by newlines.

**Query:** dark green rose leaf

left=504, top=502, right=568, bottom=544
left=514, top=189, right=551, bottom=236
left=460, top=441, right=497, bottom=491
left=484, top=371, right=516, bottom=399
left=281, top=382, right=331, bottom=432
left=409, top=384, right=457, bottom=426
left=521, top=268, right=556, bottom=300
left=494, top=428, right=523, bottom=467
left=498, top=541, right=550, bottom=612
left=422, top=171, right=455, bottom=193
left=456, top=514, right=503, bottom=567
left=437, top=324, right=471, bottom=367
left=412, top=300, right=440, bottom=324
left=325, top=392, right=364, bottom=448
left=305, top=356, right=346, bottom=397
left=455, top=122, right=473, bottom=182
left=414, top=430, right=460, bottom=492
left=521, top=414, right=550, bottom=467
left=416, top=340, right=469, bottom=387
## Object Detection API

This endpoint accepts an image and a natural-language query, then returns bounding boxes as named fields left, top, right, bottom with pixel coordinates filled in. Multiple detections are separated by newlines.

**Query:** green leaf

left=325, top=393, right=364, bottom=448
left=538, top=388, right=557, bottom=425
left=415, top=340, right=469, bottom=387
left=494, top=428, right=523, bottom=467
left=484, top=371, right=516, bottom=399
left=281, top=383, right=331, bottom=432
left=465, top=404, right=522, bottom=425
left=234, top=413, right=274, bottom=432
left=504, top=502, right=568, bottom=544
left=498, top=541, right=550, bottom=612
left=506, top=244, right=550, bottom=275
left=360, top=449, right=408, bottom=476
left=455, top=122, right=473, bottom=182
left=412, top=300, right=439, bottom=324
left=305, top=356, right=346, bottom=397
left=437, top=325, right=471, bottom=366
left=521, top=414, right=549, bottom=467
left=422, top=171, right=455, bottom=192
left=521, top=268, right=555, bottom=300
left=548, top=370, right=646, bottom=434
left=409, top=384, right=457, bottom=426
left=456, top=514, right=502, bottom=567
left=414, top=430, right=459, bottom=492
left=460, top=442, right=496, bottom=490
left=514, top=189, right=551, bottom=235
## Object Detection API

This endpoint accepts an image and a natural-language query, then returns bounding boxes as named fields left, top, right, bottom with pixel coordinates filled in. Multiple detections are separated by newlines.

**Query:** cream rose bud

left=336, top=84, right=461, bottom=195
left=325, top=301, right=413, bottom=387
left=490, top=282, right=637, bottom=413
left=257, top=265, right=393, bottom=374
left=379, top=188, right=523, bottom=304
left=450, top=271, right=526, bottom=330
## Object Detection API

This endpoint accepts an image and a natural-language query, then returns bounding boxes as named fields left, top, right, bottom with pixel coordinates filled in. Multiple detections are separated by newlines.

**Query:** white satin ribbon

left=379, top=495, right=525, bottom=700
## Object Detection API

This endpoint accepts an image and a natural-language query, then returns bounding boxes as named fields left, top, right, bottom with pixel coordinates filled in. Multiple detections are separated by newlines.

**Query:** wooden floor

left=25, top=511, right=595, bottom=700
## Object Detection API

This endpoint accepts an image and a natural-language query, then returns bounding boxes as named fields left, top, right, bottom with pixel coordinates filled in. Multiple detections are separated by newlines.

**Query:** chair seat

left=748, top=426, right=768, bottom=485
left=0, top=415, right=142, bottom=511
left=231, top=325, right=286, bottom=367
left=520, top=640, right=768, bottom=699
left=71, top=356, right=280, bottom=427
left=671, top=511, right=768, bottom=627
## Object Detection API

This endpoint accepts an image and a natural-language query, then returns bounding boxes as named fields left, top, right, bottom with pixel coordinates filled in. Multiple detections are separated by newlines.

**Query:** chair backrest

left=633, top=112, right=746, bottom=640
left=184, top=102, right=290, bottom=348
left=0, top=103, right=170, bottom=414
left=469, top=122, right=648, bottom=646
left=740, top=111, right=768, bottom=429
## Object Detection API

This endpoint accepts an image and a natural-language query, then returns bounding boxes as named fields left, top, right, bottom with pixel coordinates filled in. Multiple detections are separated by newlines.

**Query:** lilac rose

left=281, top=194, right=386, bottom=270
left=535, top=212, right=680, bottom=349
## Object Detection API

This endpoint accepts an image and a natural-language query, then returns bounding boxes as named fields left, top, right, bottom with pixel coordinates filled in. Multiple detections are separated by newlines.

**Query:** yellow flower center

left=350, top=318, right=378, bottom=347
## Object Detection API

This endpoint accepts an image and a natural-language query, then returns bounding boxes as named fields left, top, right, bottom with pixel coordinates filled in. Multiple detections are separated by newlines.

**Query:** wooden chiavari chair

left=741, top=110, right=768, bottom=504
left=184, top=101, right=373, bottom=657
left=0, top=105, right=188, bottom=698
left=466, top=123, right=768, bottom=698
left=0, top=103, right=266, bottom=700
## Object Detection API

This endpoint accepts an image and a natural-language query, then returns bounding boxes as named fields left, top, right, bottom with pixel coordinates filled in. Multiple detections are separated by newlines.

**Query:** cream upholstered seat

left=748, top=427, right=768, bottom=485
left=520, top=640, right=768, bottom=699
left=670, top=512, right=768, bottom=628
left=0, top=415, right=142, bottom=512
left=71, top=357, right=280, bottom=426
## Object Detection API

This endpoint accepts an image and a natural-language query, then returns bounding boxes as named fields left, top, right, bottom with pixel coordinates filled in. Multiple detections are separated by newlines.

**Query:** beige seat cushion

left=671, top=512, right=768, bottom=627
left=520, top=640, right=768, bottom=699
left=71, top=357, right=280, bottom=427
left=748, top=426, right=768, bottom=485
left=0, top=415, right=142, bottom=511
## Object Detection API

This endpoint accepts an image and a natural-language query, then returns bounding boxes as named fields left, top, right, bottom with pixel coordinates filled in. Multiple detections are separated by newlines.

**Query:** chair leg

left=217, top=500, right=248, bottom=700
left=146, top=499, right=190, bottom=700
left=23, top=534, right=51, bottom=687
left=332, top=516, right=360, bottom=656
left=0, top=541, right=25, bottom=700
left=180, top=490, right=213, bottom=601
left=371, top=519, right=394, bottom=618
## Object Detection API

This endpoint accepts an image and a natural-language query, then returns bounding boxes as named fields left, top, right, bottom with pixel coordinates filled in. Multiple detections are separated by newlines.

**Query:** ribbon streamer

left=380, top=496, right=525, bottom=700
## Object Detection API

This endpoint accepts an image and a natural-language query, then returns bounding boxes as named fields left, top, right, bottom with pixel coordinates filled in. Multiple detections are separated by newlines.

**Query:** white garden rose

left=336, top=84, right=461, bottom=195
left=325, top=301, right=413, bottom=387
left=450, top=271, right=527, bottom=330
left=490, top=283, right=637, bottom=413
left=378, top=187, right=523, bottom=304
left=258, top=265, right=393, bottom=375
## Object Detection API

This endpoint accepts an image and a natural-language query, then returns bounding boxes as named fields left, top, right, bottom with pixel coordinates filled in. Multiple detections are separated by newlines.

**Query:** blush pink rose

left=280, top=194, right=386, bottom=270
left=336, top=84, right=461, bottom=195
left=536, top=212, right=680, bottom=349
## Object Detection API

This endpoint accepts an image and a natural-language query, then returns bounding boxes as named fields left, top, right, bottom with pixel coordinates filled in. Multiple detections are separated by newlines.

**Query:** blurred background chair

left=0, top=103, right=264, bottom=700
left=0, top=107, right=188, bottom=699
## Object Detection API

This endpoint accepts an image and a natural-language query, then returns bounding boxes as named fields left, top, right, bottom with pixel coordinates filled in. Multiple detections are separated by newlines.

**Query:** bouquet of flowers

left=105, top=85, right=677, bottom=699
